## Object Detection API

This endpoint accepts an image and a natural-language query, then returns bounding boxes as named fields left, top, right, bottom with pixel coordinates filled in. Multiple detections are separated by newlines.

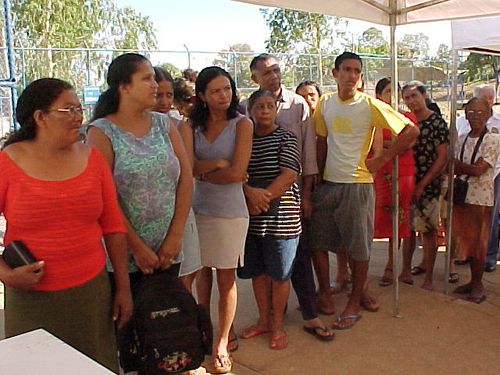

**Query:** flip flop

left=453, top=283, right=472, bottom=294
left=378, top=276, right=393, bottom=287
left=227, top=336, right=239, bottom=352
left=303, top=326, right=335, bottom=342
left=332, top=314, right=362, bottom=330
left=448, top=272, right=459, bottom=284
left=411, top=266, right=426, bottom=275
left=467, top=294, right=486, bottom=304
left=270, top=332, right=288, bottom=350
left=213, top=354, right=232, bottom=374
left=360, top=295, right=380, bottom=312
left=240, top=324, right=270, bottom=339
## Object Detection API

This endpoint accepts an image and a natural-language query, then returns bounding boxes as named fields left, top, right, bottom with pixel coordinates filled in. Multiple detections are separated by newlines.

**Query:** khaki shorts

left=310, top=182, right=374, bottom=262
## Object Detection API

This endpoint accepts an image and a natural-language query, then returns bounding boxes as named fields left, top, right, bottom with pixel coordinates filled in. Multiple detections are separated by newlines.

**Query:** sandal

left=270, top=332, right=288, bottom=350
left=332, top=314, right=362, bottom=330
left=240, top=324, right=270, bottom=339
left=378, top=275, right=393, bottom=287
left=227, top=335, right=239, bottom=352
left=360, top=294, right=380, bottom=312
left=453, top=283, right=472, bottom=294
left=467, top=294, right=486, bottom=304
left=448, top=272, right=459, bottom=284
left=213, top=354, right=232, bottom=374
left=303, top=326, right=335, bottom=342
left=411, top=266, right=426, bottom=275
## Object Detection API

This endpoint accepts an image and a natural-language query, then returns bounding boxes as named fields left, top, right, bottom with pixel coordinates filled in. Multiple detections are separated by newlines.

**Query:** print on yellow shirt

left=332, top=117, right=352, bottom=134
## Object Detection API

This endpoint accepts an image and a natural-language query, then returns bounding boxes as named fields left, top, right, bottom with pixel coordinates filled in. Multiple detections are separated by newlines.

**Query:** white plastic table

left=0, top=328, right=115, bottom=374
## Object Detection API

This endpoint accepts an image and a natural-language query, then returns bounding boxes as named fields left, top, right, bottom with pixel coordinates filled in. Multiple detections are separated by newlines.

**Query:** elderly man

left=240, top=53, right=334, bottom=341
left=456, top=84, right=500, bottom=272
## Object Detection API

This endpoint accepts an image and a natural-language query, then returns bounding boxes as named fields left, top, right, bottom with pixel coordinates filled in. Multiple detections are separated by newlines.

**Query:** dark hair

left=190, top=66, right=239, bottom=131
left=401, top=80, right=427, bottom=96
left=465, top=96, right=491, bottom=112
left=3, top=78, right=73, bottom=148
left=182, top=68, right=198, bottom=83
left=173, top=77, right=194, bottom=104
left=91, top=53, right=149, bottom=121
left=250, top=53, right=278, bottom=72
left=154, top=66, right=174, bottom=84
left=296, top=80, right=321, bottom=97
left=375, top=77, right=391, bottom=96
left=334, top=51, right=363, bottom=71
left=248, top=89, right=276, bottom=110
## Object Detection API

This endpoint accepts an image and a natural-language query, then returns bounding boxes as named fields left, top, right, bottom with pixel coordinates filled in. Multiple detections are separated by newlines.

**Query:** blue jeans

left=485, top=174, right=500, bottom=267
left=238, top=235, right=299, bottom=281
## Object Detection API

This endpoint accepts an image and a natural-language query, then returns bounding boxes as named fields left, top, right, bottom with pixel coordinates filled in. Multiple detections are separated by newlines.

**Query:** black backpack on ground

left=132, top=271, right=213, bottom=374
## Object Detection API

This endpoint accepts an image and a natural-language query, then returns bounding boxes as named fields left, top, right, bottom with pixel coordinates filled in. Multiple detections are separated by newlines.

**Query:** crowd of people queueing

left=0, top=50, right=499, bottom=375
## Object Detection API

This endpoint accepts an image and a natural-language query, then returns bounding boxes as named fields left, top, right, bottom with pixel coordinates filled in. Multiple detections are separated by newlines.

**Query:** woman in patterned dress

left=452, top=97, right=500, bottom=303
left=87, top=53, right=192, bottom=373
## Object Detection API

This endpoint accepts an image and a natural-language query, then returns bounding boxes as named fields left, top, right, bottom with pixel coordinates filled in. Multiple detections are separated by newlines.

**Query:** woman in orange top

left=0, top=78, right=131, bottom=372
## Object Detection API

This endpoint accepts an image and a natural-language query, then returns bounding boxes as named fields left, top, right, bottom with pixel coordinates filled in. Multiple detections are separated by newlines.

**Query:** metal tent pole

left=444, top=49, right=458, bottom=295
left=389, top=0, right=400, bottom=318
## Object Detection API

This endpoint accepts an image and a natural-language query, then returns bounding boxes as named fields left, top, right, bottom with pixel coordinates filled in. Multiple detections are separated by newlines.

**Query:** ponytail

left=91, top=87, right=119, bottom=121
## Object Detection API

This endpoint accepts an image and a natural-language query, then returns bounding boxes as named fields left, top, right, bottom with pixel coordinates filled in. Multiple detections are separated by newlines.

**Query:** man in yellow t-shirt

left=310, top=52, right=419, bottom=330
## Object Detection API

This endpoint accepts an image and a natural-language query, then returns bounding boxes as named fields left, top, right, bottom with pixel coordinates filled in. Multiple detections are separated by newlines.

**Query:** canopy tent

left=235, top=0, right=500, bottom=25
left=451, top=15, right=500, bottom=55
left=234, top=0, right=500, bottom=315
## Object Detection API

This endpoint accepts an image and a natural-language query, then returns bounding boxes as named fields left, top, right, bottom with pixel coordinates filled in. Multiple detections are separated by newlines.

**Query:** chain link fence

left=0, top=47, right=459, bottom=139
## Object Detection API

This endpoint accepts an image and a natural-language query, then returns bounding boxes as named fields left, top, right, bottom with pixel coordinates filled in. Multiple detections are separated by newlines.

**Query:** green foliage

left=11, top=0, right=157, bottom=91
left=462, top=53, right=500, bottom=83
left=157, top=62, right=182, bottom=78
left=397, top=33, right=430, bottom=61
left=212, top=43, right=255, bottom=89
left=357, top=27, right=389, bottom=56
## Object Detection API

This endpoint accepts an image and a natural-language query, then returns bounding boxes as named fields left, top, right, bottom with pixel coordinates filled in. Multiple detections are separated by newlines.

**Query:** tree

left=397, top=33, right=430, bottom=61
left=462, top=53, right=500, bottom=89
left=260, top=9, right=350, bottom=87
left=212, top=43, right=255, bottom=89
left=358, top=27, right=389, bottom=56
left=158, top=62, right=182, bottom=78
left=11, top=0, right=157, bottom=91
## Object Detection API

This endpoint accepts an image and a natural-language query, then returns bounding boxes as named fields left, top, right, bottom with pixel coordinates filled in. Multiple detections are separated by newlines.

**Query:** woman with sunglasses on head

left=86, top=53, right=192, bottom=373
left=153, top=66, right=202, bottom=294
left=0, top=78, right=131, bottom=373
left=180, top=66, right=252, bottom=373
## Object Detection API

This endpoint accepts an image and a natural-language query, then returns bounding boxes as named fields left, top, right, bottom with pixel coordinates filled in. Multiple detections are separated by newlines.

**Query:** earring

left=203, top=101, right=207, bottom=109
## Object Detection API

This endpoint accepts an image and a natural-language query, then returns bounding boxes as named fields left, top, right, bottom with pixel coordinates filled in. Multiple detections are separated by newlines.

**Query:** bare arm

left=182, top=120, right=231, bottom=176
left=366, top=124, right=420, bottom=174
left=414, top=143, right=449, bottom=201
left=87, top=126, right=159, bottom=274
left=157, top=125, right=193, bottom=269
left=104, top=232, right=132, bottom=329
left=203, top=118, right=253, bottom=184
left=316, top=135, right=327, bottom=182
left=454, top=157, right=491, bottom=177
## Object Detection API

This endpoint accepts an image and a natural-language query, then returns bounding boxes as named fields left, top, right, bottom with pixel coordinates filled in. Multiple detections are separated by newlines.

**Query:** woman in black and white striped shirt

left=238, top=89, right=301, bottom=350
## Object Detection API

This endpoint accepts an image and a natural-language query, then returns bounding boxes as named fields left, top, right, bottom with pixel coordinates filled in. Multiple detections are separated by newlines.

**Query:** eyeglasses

left=466, top=110, right=485, bottom=116
left=47, top=106, right=84, bottom=117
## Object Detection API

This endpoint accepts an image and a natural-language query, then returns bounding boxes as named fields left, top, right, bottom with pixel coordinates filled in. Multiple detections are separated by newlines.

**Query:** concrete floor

left=1, top=238, right=499, bottom=375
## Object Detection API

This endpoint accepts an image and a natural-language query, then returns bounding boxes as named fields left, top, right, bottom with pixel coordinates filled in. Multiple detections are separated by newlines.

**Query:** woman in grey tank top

left=183, top=67, right=252, bottom=374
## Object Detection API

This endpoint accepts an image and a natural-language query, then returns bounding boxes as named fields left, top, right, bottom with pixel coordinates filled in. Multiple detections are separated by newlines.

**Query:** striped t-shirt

left=247, top=126, right=302, bottom=237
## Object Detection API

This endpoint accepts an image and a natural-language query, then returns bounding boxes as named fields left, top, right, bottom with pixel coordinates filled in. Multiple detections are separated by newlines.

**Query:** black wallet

left=2, top=240, right=38, bottom=268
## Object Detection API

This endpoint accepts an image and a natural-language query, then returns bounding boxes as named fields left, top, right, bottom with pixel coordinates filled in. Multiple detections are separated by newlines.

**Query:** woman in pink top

left=0, top=78, right=131, bottom=372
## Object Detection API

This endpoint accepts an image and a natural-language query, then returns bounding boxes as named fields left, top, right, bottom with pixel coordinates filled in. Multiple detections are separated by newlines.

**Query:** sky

left=115, top=0, right=452, bottom=69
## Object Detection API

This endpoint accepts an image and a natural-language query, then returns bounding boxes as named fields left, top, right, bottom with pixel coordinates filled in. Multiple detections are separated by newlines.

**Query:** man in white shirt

left=456, top=85, right=500, bottom=272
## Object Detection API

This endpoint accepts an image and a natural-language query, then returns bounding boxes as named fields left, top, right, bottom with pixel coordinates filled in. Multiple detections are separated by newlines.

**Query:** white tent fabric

left=235, top=0, right=500, bottom=25
left=451, top=15, right=500, bottom=54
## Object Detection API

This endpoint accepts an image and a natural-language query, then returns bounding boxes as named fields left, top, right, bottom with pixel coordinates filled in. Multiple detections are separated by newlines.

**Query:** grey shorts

left=309, top=182, right=374, bottom=261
